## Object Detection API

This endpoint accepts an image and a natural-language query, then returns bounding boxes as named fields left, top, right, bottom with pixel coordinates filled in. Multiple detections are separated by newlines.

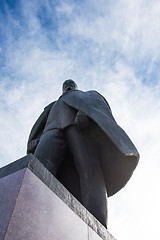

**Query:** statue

left=27, top=79, right=139, bottom=228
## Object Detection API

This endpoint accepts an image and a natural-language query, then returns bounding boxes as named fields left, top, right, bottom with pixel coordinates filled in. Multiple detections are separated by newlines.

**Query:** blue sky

left=0, top=0, right=160, bottom=239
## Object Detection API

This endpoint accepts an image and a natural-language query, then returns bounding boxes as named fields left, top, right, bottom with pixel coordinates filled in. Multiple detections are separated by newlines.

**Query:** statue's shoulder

left=44, top=101, right=56, bottom=112
left=88, top=90, right=104, bottom=97
left=86, top=90, right=103, bottom=97
left=89, top=90, right=101, bottom=95
left=86, top=90, right=106, bottom=99
left=86, top=90, right=111, bottom=109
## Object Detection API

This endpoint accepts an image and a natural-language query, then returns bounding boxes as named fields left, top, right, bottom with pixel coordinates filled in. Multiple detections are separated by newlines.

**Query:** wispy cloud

left=0, top=0, right=160, bottom=239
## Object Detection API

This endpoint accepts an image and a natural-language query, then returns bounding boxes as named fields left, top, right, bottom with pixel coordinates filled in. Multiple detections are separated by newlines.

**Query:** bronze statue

left=27, top=79, right=139, bottom=228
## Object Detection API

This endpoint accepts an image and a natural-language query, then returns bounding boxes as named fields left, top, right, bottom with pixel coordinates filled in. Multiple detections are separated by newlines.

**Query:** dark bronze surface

left=27, top=80, right=139, bottom=228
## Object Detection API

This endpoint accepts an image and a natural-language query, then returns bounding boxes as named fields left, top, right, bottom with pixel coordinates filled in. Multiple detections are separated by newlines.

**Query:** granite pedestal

left=0, top=154, right=116, bottom=240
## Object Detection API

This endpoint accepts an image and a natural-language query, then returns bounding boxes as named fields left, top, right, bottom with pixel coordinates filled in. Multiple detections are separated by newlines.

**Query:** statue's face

left=62, top=79, right=78, bottom=93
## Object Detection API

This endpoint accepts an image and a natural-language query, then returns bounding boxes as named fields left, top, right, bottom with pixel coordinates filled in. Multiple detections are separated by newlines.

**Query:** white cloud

left=0, top=1, right=160, bottom=239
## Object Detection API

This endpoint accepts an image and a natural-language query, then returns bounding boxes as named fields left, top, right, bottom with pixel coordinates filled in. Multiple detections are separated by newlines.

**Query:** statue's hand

left=27, top=139, right=39, bottom=154
left=75, top=111, right=89, bottom=130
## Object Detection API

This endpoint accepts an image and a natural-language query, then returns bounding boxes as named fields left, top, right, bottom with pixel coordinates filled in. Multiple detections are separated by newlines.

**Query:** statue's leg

left=34, top=129, right=67, bottom=176
left=64, top=126, right=108, bottom=228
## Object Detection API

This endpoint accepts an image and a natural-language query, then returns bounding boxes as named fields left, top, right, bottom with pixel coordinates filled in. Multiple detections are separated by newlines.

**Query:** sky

left=0, top=0, right=160, bottom=239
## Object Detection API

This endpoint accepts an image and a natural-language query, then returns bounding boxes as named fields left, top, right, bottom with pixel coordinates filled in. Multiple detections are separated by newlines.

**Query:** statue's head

left=62, top=79, right=78, bottom=93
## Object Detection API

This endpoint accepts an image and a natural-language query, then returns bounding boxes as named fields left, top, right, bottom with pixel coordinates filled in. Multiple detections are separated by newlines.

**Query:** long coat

left=27, top=90, right=139, bottom=197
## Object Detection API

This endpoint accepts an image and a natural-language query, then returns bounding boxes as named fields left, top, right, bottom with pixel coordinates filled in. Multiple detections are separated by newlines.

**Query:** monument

left=27, top=79, right=139, bottom=228
left=0, top=79, right=139, bottom=239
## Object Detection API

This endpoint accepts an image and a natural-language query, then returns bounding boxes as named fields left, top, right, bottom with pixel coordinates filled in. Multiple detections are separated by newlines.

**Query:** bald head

left=62, top=79, right=78, bottom=93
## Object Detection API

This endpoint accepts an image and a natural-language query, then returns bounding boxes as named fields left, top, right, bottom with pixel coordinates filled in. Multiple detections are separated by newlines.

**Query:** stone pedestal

left=0, top=154, right=116, bottom=240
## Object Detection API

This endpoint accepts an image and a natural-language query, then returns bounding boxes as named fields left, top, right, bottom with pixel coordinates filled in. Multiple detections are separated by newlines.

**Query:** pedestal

left=0, top=154, right=116, bottom=240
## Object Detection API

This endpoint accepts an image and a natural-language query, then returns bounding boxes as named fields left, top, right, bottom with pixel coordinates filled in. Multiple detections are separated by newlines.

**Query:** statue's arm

left=75, top=110, right=90, bottom=130
left=90, top=90, right=111, bottom=109
left=27, top=139, right=40, bottom=154
left=74, top=90, right=114, bottom=129
left=27, top=102, right=55, bottom=154
left=27, top=111, right=47, bottom=154
left=91, top=90, right=116, bottom=122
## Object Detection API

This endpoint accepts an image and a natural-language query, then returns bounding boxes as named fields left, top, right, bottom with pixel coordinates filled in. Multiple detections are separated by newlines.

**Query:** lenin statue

left=27, top=79, right=139, bottom=228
